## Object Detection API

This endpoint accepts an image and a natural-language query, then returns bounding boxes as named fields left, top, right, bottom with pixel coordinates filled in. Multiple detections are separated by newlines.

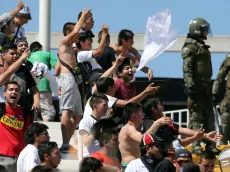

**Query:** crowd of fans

left=0, top=1, right=225, bottom=172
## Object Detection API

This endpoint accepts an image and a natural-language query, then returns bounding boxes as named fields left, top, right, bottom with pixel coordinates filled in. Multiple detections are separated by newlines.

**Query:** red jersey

left=0, top=105, right=29, bottom=157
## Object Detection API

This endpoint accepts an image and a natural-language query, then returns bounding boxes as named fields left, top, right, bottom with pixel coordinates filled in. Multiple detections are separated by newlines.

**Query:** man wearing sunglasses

left=17, top=122, right=50, bottom=172
left=175, top=149, right=193, bottom=172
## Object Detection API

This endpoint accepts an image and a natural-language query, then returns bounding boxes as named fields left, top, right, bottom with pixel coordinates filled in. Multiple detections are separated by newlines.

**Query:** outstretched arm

left=60, top=9, right=91, bottom=45
left=92, top=25, right=109, bottom=57
left=0, top=48, right=30, bottom=85
left=10, top=1, right=24, bottom=16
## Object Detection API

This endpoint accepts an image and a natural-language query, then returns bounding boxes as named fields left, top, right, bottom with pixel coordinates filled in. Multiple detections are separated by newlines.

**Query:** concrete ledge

left=25, top=32, right=230, bottom=53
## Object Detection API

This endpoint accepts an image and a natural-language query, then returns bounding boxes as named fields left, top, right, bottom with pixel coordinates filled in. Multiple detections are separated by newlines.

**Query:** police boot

left=192, top=140, right=203, bottom=154
left=219, top=125, right=230, bottom=145
left=205, top=142, right=221, bottom=155
left=220, top=113, right=230, bottom=145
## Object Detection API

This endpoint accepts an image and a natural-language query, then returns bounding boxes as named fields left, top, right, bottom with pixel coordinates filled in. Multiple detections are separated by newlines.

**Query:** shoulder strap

left=140, top=156, right=155, bottom=172
left=58, top=57, right=78, bottom=83
left=13, top=27, right=20, bottom=43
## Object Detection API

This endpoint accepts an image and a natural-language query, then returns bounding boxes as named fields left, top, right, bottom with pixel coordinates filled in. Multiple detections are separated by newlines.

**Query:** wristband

left=0, top=64, right=4, bottom=67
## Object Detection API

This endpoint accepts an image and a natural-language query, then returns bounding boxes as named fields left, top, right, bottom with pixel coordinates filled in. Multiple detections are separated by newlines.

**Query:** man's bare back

left=119, top=123, right=142, bottom=165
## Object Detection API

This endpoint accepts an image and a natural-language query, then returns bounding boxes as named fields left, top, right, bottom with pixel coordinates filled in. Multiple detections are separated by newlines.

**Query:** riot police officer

left=213, top=54, right=230, bottom=145
left=182, top=18, right=220, bottom=154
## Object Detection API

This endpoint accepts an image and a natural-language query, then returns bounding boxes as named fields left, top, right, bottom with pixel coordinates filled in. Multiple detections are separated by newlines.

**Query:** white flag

left=137, top=9, right=179, bottom=71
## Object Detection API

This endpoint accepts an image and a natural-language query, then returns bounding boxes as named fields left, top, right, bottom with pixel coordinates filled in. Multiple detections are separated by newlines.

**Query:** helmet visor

left=201, top=24, right=212, bottom=37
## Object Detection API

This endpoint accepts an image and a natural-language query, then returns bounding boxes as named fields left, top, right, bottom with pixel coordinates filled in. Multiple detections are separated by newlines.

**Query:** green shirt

left=28, top=51, right=57, bottom=92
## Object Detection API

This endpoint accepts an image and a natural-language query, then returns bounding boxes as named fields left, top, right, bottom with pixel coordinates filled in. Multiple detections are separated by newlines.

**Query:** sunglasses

left=40, top=132, right=49, bottom=137
left=177, top=160, right=191, bottom=166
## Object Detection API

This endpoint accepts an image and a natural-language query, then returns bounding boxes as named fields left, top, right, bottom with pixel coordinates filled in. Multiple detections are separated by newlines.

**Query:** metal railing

left=163, top=109, right=189, bottom=128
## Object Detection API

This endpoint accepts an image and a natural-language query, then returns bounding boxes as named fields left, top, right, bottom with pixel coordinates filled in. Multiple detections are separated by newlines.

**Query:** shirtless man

left=118, top=102, right=173, bottom=171
left=57, top=9, right=91, bottom=152
left=110, top=29, right=153, bottom=80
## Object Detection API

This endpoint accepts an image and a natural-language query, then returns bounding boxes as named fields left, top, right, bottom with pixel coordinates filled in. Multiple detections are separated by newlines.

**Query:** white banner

left=137, top=9, right=179, bottom=71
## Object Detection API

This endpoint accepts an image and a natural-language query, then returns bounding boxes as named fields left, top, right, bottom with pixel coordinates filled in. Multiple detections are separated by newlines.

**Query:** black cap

left=140, top=134, right=162, bottom=147
left=175, top=149, right=192, bottom=159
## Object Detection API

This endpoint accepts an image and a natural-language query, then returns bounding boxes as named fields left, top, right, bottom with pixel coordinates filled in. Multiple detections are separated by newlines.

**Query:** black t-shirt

left=95, top=46, right=116, bottom=70
left=11, top=65, right=37, bottom=109
left=142, top=116, right=179, bottom=142
left=154, top=159, right=176, bottom=172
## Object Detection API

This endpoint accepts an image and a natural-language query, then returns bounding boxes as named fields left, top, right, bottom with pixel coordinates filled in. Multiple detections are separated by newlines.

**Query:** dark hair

left=80, top=157, right=103, bottom=172
left=2, top=44, right=17, bottom=53
left=98, top=30, right=110, bottom=43
left=141, top=98, right=162, bottom=117
left=99, top=129, right=118, bottom=147
left=4, top=81, right=20, bottom=92
left=200, top=151, right=216, bottom=161
left=96, top=77, right=114, bottom=94
left=76, top=31, right=94, bottom=49
left=78, top=12, right=83, bottom=21
left=63, top=22, right=76, bottom=36
left=15, top=37, right=28, bottom=45
left=31, top=165, right=53, bottom=172
left=30, top=41, right=42, bottom=52
left=182, top=162, right=200, bottom=172
left=117, top=57, right=131, bottom=73
left=90, top=93, right=108, bottom=109
left=118, top=29, right=134, bottom=46
left=25, top=122, right=49, bottom=144
left=0, top=165, right=7, bottom=172
left=38, top=141, right=58, bottom=162
left=124, top=102, right=142, bottom=121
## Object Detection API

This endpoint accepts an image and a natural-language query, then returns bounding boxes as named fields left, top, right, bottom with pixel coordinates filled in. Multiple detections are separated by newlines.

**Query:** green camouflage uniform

left=182, top=38, right=215, bottom=133
left=213, top=54, right=230, bottom=144
left=182, top=18, right=217, bottom=154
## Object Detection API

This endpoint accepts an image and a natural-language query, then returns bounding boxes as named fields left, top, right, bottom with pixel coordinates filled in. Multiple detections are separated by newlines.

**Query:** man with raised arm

left=58, top=9, right=92, bottom=152
left=119, top=102, right=173, bottom=171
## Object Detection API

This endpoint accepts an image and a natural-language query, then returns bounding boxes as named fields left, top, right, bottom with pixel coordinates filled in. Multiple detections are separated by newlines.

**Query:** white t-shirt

left=125, top=158, right=148, bottom=172
left=83, top=94, right=117, bottom=119
left=79, top=115, right=100, bottom=157
left=77, top=50, right=102, bottom=70
left=17, top=144, right=41, bottom=172
left=173, top=139, right=184, bottom=151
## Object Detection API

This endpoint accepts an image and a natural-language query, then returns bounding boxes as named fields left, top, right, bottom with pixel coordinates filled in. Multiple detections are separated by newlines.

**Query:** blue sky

left=1, top=0, right=230, bottom=78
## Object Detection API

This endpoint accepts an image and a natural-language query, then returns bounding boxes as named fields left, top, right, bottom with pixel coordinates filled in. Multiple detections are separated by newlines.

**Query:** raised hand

left=20, top=48, right=30, bottom=61
left=81, top=9, right=92, bottom=21
left=144, top=83, right=160, bottom=95
left=115, top=53, right=125, bottom=67
left=156, top=116, right=173, bottom=126
left=194, top=127, right=205, bottom=140
left=205, top=131, right=223, bottom=142
left=101, top=24, right=109, bottom=34
left=17, top=1, right=24, bottom=10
